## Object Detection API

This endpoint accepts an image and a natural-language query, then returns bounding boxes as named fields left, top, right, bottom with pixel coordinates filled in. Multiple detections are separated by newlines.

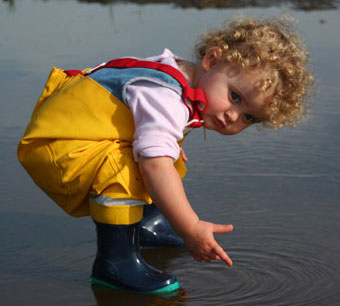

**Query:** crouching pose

left=18, top=16, right=313, bottom=293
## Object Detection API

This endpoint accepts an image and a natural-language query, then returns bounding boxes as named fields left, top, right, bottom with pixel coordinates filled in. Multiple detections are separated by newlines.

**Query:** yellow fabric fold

left=18, top=67, right=187, bottom=220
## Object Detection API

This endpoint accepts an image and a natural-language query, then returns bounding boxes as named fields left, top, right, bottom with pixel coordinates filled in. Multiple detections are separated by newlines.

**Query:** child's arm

left=138, top=156, right=233, bottom=266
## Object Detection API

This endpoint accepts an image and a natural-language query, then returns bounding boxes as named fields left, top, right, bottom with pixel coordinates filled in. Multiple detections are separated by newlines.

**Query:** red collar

left=66, top=58, right=207, bottom=128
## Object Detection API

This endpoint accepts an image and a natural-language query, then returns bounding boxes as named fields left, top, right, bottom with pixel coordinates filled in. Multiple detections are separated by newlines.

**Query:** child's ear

left=201, top=47, right=223, bottom=72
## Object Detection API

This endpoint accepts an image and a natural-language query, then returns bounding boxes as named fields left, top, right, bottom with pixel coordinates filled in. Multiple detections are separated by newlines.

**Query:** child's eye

left=230, top=91, right=241, bottom=103
left=244, top=113, right=255, bottom=123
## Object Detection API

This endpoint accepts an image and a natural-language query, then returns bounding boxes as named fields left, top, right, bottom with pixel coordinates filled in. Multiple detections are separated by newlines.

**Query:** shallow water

left=1, top=1, right=340, bottom=305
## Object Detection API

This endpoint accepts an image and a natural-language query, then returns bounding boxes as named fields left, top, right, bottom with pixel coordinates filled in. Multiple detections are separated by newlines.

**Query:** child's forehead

left=222, top=63, right=274, bottom=91
left=223, top=62, right=272, bottom=79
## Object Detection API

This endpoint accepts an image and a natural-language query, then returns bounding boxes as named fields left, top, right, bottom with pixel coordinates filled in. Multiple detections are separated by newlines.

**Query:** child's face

left=196, top=50, right=273, bottom=135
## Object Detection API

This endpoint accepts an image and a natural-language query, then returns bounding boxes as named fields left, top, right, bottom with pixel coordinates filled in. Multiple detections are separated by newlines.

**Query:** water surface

left=1, top=1, right=340, bottom=305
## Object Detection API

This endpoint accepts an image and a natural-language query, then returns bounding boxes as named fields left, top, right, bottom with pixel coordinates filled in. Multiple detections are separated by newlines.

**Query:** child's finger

left=213, top=244, right=233, bottom=267
left=180, top=148, right=188, bottom=162
left=212, top=224, right=233, bottom=234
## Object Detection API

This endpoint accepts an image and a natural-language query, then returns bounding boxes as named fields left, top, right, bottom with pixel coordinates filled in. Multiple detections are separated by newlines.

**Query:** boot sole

left=91, top=276, right=180, bottom=294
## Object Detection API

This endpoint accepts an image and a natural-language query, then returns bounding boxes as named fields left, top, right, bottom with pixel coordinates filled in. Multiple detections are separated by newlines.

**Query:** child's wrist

left=176, top=216, right=200, bottom=241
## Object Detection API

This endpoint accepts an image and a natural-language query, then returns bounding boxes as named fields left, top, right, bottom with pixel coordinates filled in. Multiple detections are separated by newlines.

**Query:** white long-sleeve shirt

left=125, top=49, right=191, bottom=162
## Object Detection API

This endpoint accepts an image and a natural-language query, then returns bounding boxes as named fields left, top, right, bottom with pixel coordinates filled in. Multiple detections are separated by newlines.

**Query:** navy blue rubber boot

left=138, top=204, right=184, bottom=248
left=91, top=221, right=180, bottom=293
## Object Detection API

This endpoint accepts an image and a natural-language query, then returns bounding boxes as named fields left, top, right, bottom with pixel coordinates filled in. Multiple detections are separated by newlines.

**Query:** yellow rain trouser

left=17, top=67, right=187, bottom=225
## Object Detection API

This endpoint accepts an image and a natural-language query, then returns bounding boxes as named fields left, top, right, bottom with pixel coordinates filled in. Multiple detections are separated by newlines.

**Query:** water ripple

left=177, top=238, right=340, bottom=306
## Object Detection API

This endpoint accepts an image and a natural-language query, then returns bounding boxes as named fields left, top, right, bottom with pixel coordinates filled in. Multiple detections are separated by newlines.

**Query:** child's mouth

left=214, top=117, right=226, bottom=128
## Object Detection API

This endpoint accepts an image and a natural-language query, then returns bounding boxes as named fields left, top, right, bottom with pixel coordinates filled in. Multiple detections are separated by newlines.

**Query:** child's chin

left=203, top=121, right=217, bottom=131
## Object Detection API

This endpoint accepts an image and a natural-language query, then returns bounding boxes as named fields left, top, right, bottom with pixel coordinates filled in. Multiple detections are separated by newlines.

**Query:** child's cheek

left=237, top=123, right=252, bottom=134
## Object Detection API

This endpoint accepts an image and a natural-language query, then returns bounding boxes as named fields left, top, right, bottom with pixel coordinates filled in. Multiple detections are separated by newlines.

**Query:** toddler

left=18, top=16, right=313, bottom=294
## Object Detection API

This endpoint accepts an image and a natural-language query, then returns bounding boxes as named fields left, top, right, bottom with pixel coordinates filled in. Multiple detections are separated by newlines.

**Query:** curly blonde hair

left=195, top=16, right=314, bottom=128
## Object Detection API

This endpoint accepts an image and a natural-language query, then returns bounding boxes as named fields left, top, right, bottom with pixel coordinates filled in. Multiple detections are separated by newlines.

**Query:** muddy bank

left=3, top=0, right=339, bottom=10
left=79, top=0, right=339, bottom=10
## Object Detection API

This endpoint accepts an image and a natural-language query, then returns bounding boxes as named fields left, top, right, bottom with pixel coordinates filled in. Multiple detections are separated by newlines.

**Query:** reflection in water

left=92, top=286, right=188, bottom=306
left=2, top=0, right=14, bottom=9
left=1, top=0, right=339, bottom=10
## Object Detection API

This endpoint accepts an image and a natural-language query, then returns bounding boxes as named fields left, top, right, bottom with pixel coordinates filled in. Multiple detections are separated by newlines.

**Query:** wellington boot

left=139, top=203, right=184, bottom=248
left=91, top=221, right=180, bottom=293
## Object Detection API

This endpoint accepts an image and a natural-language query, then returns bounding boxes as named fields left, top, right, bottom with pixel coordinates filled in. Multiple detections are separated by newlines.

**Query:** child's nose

left=225, top=108, right=240, bottom=123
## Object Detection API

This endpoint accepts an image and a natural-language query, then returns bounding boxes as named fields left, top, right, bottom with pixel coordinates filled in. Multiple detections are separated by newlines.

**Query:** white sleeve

left=125, top=81, right=189, bottom=162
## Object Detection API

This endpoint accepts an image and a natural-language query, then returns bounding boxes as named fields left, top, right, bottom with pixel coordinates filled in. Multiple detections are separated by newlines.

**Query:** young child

left=17, top=16, right=313, bottom=294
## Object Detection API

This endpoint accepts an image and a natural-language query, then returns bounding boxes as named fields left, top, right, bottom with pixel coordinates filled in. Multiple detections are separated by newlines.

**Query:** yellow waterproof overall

left=18, top=66, right=187, bottom=225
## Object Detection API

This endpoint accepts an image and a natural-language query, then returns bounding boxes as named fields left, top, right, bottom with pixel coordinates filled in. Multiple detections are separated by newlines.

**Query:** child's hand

left=180, top=147, right=188, bottom=162
left=183, top=220, right=233, bottom=266
left=138, top=156, right=232, bottom=266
